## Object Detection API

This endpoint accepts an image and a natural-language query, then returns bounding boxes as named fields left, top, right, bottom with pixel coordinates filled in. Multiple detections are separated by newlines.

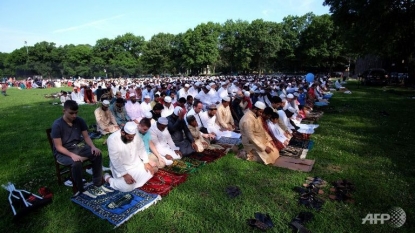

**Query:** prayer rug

left=139, top=170, right=188, bottom=196
left=71, top=185, right=161, bottom=228
left=273, top=157, right=315, bottom=172
left=280, top=145, right=304, bottom=158
left=216, top=137, right=242, bottom=145
left=188, top=148, right=228, bottom=163
left=161, top=157, right=206, bottom=175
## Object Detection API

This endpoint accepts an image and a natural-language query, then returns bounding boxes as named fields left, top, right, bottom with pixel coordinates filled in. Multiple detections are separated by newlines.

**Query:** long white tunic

left=125, top=101, right=142, bottom=122
left=267, top=120, right=288, bottom=143
left=149, top=124, right=180, bottom=164
left=140, top=101, right=152, bottom=117
left=161, top=104, right=174, bottom=117
left=277, top=110, right=294, bottom=133
left=107, top=129, right=152, bottom=192
left=200, top=111, right=240, bottom=139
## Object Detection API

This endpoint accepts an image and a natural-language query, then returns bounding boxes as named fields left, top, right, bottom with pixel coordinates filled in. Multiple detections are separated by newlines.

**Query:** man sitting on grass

left=52, top=100, right=111, bottom=198
left=104, top=122, right=156, bottom=192
left=239, top=101, right=279, bottom=165
left=94, top=100, right=120, bottom=135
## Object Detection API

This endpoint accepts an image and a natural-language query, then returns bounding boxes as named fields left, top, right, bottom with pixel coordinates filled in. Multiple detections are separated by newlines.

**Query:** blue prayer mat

left=71, top=185, right=161, bottom=227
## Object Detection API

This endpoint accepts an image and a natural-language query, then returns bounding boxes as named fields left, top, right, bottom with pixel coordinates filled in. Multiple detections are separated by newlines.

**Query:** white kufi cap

left=157, top=117, right=168, bottom=125
left=164, top=96, right=172, bottom=103
left=124, top=122, right=137, bottom=134
left=254, top=101, right=266, bottom=110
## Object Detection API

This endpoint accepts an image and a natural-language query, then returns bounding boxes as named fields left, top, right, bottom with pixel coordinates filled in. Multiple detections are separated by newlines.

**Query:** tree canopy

left=1, top=14, right=351, bottom=78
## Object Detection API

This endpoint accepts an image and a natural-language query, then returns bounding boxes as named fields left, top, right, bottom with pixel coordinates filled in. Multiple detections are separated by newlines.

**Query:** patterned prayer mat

left=216, top=137, right=242, bottom=145
left=289, top=139, right=309, bottom=149
left=280, top=145, right=304, bottom=158
left=161, top=157, right=206, bottom=175
left=188, top=148, right=228, bottom=163
left=71, top=185, right=161, bottom=227
left=139, top=170, right=188, bottom=196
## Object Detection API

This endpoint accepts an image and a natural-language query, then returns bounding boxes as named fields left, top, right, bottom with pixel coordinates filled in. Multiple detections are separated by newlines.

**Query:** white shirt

left=186, top=108, right=203, bottom=128
left=178, top=88, right=190, bottom=99
left=107, top=129, right=149, bottom=178
left=188, top=86, right=199, bottom=98
left=71, top=92, right=83, bottom=103
left=125, top=100, right=142, bottom=122
left=140, top=101, right=152, bottom=117
left=199, top=111, right=220, bottom=134
left=149, top=124, right=180, bottom=157
left=267, top=120, right=287, bottom=143
left=277, top=110, right=294, bottom=133
left=161, top=103, right=174, bottom=117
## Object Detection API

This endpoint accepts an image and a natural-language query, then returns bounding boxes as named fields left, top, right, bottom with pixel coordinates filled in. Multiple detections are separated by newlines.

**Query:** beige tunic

left=94, top=107, right=118, bottom=135
left=216, top=103, right=234, bottom=129
left=239, top=110, right=279, bottom=164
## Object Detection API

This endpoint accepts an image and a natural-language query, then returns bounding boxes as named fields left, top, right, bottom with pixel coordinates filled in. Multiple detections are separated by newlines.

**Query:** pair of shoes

left=246, top=212, right=273, bottom=231
left=87, top=185, right=112, bottom=197
left=64, top=178, right=87, bottom=187
left=85, top=168, right=93, bottom=175
left=289, top=212, right=314, bottom=233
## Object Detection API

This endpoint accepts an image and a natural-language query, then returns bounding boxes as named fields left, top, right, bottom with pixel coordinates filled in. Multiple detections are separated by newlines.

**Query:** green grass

left=0, top=82, right=414, bottom=233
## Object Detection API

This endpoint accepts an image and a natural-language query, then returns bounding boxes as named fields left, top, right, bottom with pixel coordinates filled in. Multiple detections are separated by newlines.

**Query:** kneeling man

left=105, top=122, right=156, bottom=192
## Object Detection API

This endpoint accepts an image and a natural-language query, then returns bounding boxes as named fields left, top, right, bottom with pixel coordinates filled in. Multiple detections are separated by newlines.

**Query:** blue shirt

left=138, top=131, right=151, bottom=154
left=298, top=93, right=306, bottom=106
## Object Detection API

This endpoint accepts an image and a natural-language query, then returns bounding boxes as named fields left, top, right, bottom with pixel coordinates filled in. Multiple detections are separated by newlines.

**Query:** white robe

left=149, top=124, right=180, bottom=165
left=125, top=101, right=142, bottom=122
left=140, top=101, right=152, bottom=117
left=277, top=110, right=294, bottom=133
left=199, top=111, right=240, bottom=139
left=267, top=120, right=288, bottom=143
left=107, top=129, right=153, bottom=192
left=161, top=104, right=174, bottom=117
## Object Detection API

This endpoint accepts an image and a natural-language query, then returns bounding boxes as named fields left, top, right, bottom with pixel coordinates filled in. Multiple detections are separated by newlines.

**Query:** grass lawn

left=0, top=81, right=414, bottom=233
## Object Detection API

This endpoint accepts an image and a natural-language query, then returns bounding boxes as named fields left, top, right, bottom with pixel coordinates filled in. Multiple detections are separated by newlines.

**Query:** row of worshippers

left=101, top=98, right=306, bottom=193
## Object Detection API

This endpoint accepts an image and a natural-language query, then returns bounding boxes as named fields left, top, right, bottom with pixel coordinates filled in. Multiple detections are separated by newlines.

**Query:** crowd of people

left=50, top=74, right=336, bottom=197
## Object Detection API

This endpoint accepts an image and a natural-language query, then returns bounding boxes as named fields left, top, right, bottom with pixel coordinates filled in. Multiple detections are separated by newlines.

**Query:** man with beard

left=200, top=104, right=240, bottom=140
left=239, top=101, right=279, bottom=165
left=110, top=98, right=131, bottom=127
left=150, top=103, right=164, bottom=123
left=104, top=122, right=156, bottom=192
left=125, top=93, right=142, bottom=124
left=161, top=96, right=175, bottom=117
left=94, top=100, right=119, bottom=135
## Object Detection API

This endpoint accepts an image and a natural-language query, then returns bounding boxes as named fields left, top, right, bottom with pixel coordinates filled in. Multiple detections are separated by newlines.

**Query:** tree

left=62, top=44, right=93, bottom=77
left=296, top=14, right=346, bottom=72
left=141, top=33, right=175, bottom=75
left=241, top=19, right=283, bottom=74
left=181, top=22, right=221, bottom=75
left=219, top=19, right=250, bottom=74
left=278, top=13, right=315, bottom=72
left=323, top=0, right=415, bottom=59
